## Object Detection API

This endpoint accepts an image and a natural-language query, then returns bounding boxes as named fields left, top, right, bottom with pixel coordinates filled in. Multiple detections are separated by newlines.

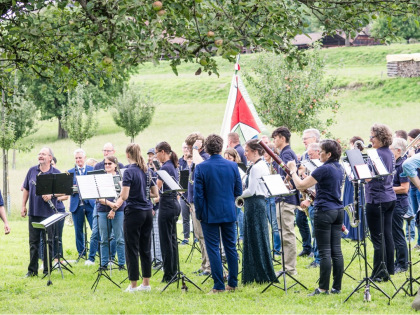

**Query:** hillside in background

left=4, top=43, right=420, bottom=215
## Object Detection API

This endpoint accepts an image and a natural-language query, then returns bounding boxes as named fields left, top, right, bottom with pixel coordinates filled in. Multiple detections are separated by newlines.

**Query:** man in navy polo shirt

left=272, top=126, right=299, bottom=275
left=21, top=147, right=61, bottom=277
left=227, top=132, right=247, bottom=165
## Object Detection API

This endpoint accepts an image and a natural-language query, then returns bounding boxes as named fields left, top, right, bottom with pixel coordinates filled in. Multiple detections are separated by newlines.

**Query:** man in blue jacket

left=68, top=148, right=96, bottom=262
left=194, top=134, right=242, bottom=293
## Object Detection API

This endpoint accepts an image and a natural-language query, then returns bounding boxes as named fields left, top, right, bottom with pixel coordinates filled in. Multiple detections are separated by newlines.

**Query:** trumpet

left=235, top=196, right=244, bottom=208
left=403, top=133, right=420, bottom=157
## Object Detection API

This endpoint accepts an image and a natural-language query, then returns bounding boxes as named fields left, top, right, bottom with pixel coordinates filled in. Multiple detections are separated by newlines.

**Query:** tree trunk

left=12, top=148, right=16, bottom=170
left=131, top=136, right=134, bottom=143
left=3, top=149, right=9, bottom=215
left=345, top=32, right=351, bottom=47
left=58, top=118, right=68, bottom=139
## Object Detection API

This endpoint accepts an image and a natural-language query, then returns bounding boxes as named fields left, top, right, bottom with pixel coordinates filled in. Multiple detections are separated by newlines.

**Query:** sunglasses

left=104, top=162, right=114, bottom=166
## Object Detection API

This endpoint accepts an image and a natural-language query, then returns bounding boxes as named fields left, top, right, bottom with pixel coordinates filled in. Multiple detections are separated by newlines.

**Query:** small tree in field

left=112, top=86, right=155, bottom=143
left=244, top=45, right=339, bottom=134
left=61, top=84, right=98, bottom=148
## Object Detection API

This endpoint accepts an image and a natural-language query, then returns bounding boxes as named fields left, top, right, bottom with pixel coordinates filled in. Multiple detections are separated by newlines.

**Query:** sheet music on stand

left=302, top=159, right=323, bottom=173
left=157, top=170, right=186, bottom=192
left=32, top=213, right=69, bottom=229
left=262, top=174, right=294, bottom=197
left=76, top=174, right=117, bottom=199
left=366, top=149, right=391, bottom=176
left=345, top=149, right=379, bottom=180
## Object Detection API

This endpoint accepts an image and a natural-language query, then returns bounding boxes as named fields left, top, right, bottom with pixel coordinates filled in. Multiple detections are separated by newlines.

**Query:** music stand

left=157, top=170, right=202, bottom=293
left=32, top=213, right=69, bottom=286
left=261, top=174, right=308, bottom=294
left=343, top=149, right=391, bottom=304
left=77, top=174, right=120, bottom=292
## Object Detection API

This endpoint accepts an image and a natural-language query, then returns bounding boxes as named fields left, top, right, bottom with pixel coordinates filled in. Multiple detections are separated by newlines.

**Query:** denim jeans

left=296, top=209, right=312, bottom=253
left=410, top=187, right=420, bottom=245
left=314, top=208, right=344, bottom=291
left=406, top=197, right=416, bottom=240
left=88, top=205, right=99, bottom=262
left=392, top=205, right=408, bottom=269
left=308, top=205, right=320, bottom=264
left=71, top=205, right=94, bottom=255
left=236, top=207, right=244, bottom=240
left=98, top=211, right=125, bottom=267
left=265, top=198, right=281, bottom=253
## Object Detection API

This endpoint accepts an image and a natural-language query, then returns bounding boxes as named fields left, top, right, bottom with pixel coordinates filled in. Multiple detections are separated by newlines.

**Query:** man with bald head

left=22, top=147, right=61, bottom=277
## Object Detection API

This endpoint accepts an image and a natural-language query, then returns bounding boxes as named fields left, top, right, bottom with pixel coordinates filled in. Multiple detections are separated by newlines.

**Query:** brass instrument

left=343, top=181, right=360, bottom=228
left=353, top=140, right=372, bottom=150
left=404, top=133, right=420, bottom=157
left=235, top=196, right=244, bottom=208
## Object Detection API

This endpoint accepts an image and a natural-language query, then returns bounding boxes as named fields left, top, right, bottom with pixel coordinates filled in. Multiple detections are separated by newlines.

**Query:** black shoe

left=308, top=252, right=314, bottom=258
left=298, top=250, right=311, bottom=257
left=306, top=261, right=320, bottom=269
left=180, top=239, right=189, bottom=245
left=199, top=271, right=211, bottom=276
left=193, top=269, right=203, bottom=274
left=118, top=265, right=126, bottom=271
left=331, top=288, right=341, bottom=294
left=152, top=262, right=162, bottom=270
left=395, top=267, right=407, bottom=274
left=25, top=271, right=37, bottom=278
left=308, top=288, right=329, bottom=296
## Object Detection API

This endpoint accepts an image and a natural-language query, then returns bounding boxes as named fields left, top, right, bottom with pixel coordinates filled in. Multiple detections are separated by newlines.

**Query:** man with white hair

left=68, top=148, right=96, bottom=263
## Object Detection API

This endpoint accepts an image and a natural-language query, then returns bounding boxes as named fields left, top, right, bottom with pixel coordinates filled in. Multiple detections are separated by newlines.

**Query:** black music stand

left=157, top=170, right=202, bottom=293
left=343, top=149, right=391, bottom=304
left=32, top=213, right=69, bottom=286
left=34, top=173, right=74, bottom=280
left=261, top=174, right=307, bottom=294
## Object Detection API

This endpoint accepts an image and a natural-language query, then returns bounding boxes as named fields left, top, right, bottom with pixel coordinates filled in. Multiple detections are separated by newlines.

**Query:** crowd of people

left=1, top=124, right=418, bottom=296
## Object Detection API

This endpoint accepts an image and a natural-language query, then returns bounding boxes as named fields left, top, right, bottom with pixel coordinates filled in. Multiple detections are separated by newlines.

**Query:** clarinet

left=258, top=140, right=316, bottom=201
left=31, top=180, right=58, bottom=213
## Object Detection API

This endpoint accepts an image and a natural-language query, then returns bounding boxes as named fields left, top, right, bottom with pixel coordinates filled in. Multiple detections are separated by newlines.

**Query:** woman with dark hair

left=366, top=123, right=396, bottom=282
left=239, top=139, right=277, bottom=284
left=113, top=143, right=158, bottom=292
left=155, top=141, right=181, bottom=283
left=224, top=148, right=241, bottom=163
left=288, top=139, right=344, bottom=295
left=97, top=156, right=126, bottom=270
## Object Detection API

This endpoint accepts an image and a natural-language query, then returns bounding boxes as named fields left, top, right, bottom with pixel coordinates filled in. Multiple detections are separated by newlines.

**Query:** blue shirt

left=311, top=160, right=344, bottom=210
left=178, top=157, right=188, bottom=171
left=234, top=144, right=247, bottom=165
left=410, top=148, right=420, bottom=190
left=158, top=160, right=179, bottom=194
left=394, top=156, right=409, bottom=208
left=275, top=145, right=300, bottom=205
left=188, top=150, right=210, bottom=203
left=0, top=189, right=4, bottom=207
left=23, top=165, right=61, bottom=217
left=365, top=146, right=397, bottom=204
left=56, top=200, right=65, bottom=212
left=122, top=164, right=154, bottom=211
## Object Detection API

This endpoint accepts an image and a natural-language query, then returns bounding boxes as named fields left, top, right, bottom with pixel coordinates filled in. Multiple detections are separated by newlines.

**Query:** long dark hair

left=126, top=143, right=147, bottom=172
left=156, top=141, right=179, bottom=168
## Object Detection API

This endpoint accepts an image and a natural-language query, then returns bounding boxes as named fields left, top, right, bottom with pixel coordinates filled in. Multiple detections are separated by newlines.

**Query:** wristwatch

left=193, top=146, right=199, bottom=150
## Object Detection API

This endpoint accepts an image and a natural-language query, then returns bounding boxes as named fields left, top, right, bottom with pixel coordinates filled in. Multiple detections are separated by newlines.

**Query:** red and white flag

left=221, top=57, right=266, bottom=146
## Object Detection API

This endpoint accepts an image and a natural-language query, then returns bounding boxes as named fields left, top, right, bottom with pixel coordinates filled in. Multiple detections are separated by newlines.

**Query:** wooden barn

left=386, top=54, right=420, bottom=77
left=292, top=32, right=347, bottom=50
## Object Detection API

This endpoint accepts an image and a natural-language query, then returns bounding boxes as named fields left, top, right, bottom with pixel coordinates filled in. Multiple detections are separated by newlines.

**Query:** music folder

left=262, top=174, right=293, bottom=197
left=367, top=149, right=391, bottom=176
left=157, top=170, right=186, bottom=192
left=345, top=149, right=374, bottom=180
left=32, top=212, right=70, bottom=229
left=179, top=170, right=189, bottom=190
left=76, top=174, right=118, bottom=199
left=36, top=173, right=74, bottom=196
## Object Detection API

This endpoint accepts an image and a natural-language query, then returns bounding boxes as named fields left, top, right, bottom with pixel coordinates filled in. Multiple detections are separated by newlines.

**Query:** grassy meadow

left=0, top=43, right=420, bottom=313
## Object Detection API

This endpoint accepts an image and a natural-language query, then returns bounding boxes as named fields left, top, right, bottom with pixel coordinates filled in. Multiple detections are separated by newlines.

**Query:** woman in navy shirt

left=114, top=144, right=158, bottom=292
left=288, top=139, right=344, bottom=296
left=155, top=141, right=181, bottom=283
left=97, top=156, right=126, bottom=270
left=366, top=123, right=396, bottom=282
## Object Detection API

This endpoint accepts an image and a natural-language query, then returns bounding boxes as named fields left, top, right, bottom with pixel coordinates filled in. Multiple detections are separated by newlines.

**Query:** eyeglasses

left=102, top=149, right=113, bottom=153
left=104, top=162, right=113, bottom=166
left=369, top=136, right=376, bottom=140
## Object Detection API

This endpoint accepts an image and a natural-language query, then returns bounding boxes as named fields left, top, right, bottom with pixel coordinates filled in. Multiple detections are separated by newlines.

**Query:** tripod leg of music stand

left=343, top=279, right=367, bottom=303
left=201, top=272, right=212, bottom=285
left=182, top=273, right=203, bottom=291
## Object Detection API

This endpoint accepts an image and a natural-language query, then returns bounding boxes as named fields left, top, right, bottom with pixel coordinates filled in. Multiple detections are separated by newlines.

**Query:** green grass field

left=0, top=43, right=420, bottom=313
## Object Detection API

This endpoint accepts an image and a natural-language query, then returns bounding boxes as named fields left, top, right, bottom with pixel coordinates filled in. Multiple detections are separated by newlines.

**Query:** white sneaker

left=84, top=260, right=95, bottom=266
left=124, top=285, right=133, bottom=292
left=138, top=284, right=151, bottom=292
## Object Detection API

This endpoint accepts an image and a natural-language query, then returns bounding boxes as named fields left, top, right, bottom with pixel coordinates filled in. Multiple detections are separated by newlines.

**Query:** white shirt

left=241, top=159, right=270, bottom=198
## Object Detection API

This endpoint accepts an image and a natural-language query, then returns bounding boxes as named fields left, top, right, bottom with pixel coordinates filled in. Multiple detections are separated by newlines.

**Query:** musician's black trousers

left=158, top=195, right=181, bottom=282
left=366, top=201, right=396, bottom=279
left=392, top=205, right=408, bottom=270
left=28, top=216, right=54, bottom=275
left=314, top=208, right=344, bottom=291
left=124, top=208, right=153, bottom=281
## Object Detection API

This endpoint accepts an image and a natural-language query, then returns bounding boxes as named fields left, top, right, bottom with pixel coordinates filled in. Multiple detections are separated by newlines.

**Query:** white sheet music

left=76, top=174, right=117, bottom=199
left=367, top=149, right=389, bottom=176
left=262, top=174, right=290, bottom=196
left=96, top=174, right=118, bottom=198
left=157, top=170, right=182, bottom=191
